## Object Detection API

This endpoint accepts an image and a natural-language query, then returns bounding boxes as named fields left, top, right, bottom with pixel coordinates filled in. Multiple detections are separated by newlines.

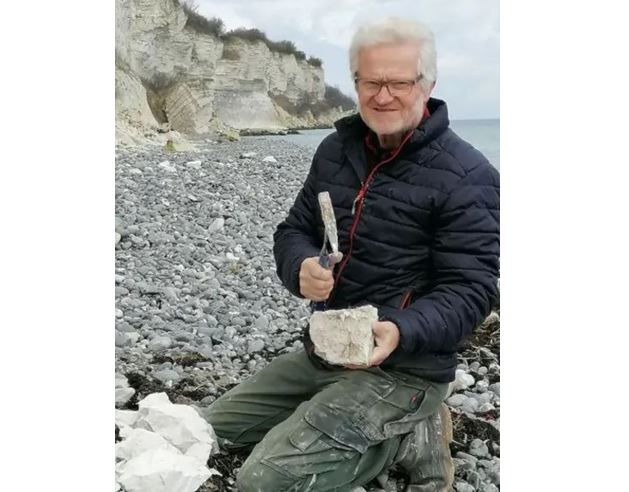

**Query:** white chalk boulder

left=115, top=393, right=221, bottom=492
left=134, top=392, right=218, bottom=460
left=116, top=447, right=216, bottom=492
left=309, top=305, right=377, bottom=366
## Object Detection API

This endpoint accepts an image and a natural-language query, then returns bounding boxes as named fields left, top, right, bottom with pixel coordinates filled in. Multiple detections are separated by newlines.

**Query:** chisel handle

left=312, top=253, right=331, bottom=312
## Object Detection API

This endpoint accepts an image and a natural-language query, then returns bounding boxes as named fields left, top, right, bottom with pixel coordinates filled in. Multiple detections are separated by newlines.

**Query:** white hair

left=349, top=17, right=437, bottom=92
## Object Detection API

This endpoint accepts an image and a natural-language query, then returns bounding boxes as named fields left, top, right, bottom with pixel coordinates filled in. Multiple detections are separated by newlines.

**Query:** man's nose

left=373, top=84, right=394, bottom=105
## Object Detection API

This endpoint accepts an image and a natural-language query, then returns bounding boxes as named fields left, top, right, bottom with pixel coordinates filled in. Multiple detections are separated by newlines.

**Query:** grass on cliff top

left=174, top=0, right=322, bottom=67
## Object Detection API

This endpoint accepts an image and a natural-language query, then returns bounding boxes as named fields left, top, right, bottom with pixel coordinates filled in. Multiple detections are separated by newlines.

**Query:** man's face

left=355, top=42, right=432, bottom=137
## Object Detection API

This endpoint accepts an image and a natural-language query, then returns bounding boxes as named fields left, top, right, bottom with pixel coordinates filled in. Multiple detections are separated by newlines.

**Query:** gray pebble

left=480, top=484, right=499, bottom=492
left=115, top=373, right=130, bottom=388
left=115, top=286, right=129, bottom=296
left=126, top=332, right=141, bottom=344
left=115, top=331, right=130, bottom=347
left=470, top=392, right=492, bottom=405
left=446, top=394, right=467, bottom=407
left=462, top=470, right=481, bottom=489
left=454, top=482, right=475, bottom=492
left=469, top=439, right=490, bottom=458
left=461, top=398, right=480, bottom=414
left=478, top=402, right=495, bottom=413
left=255, top=315, right=270, bottom=330
left=224, top=327, right=237, bottom=339
left=488, top=382, right=500, bottom=396
left=153, top=369, right=181, bottom=384
left=453, top=458, right=475, bottom=472
left=476, top=379, right=490, bottom=393
left=456, top=452, right=478, bottom=466
left=116, top=321, right=135, bottom=333
left=247, top=339, right=265, bottom=353
left=148, top=336, right=172, bottom=351
left=115, top=387, right=135, bottom=406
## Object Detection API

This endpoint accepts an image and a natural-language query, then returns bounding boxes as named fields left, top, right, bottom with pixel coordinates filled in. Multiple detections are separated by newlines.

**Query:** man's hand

left=368, top=320, right=401, bottom=366
left=345, top=320, right=401, bottom=369
left=299, top=255, right=342, bottom=301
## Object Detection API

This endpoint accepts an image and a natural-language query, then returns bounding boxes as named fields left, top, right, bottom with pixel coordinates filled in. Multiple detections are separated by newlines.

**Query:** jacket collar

left=334, top=97, right=450, bottom=153
left=332, top=98, right=449, bottom=182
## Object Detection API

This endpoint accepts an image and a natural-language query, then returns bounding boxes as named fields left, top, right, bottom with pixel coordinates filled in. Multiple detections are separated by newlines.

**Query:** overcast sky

left=196, top=0, right=499, bottom=120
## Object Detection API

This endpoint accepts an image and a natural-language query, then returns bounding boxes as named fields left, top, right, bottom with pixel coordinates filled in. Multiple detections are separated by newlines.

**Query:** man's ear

left=424, top=81, right=436, bottom=102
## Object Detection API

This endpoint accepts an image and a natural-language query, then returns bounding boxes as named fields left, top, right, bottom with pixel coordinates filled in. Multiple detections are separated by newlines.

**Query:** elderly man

left=201, top=17, right=499, bottom=491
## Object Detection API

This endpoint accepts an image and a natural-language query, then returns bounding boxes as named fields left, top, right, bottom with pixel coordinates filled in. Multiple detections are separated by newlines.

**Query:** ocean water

left=261, top=118, right=500, bottom=170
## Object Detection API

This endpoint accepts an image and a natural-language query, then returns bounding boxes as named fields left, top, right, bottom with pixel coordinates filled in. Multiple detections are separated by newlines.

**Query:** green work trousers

left=200, top=350, right=450, bottom=492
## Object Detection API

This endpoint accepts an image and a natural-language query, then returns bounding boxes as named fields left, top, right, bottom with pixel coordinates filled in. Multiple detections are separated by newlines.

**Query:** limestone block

left=309, top=305, right=377, bottom=366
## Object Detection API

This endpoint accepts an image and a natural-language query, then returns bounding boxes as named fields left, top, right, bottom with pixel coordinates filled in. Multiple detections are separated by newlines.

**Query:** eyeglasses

left=354, top=75, right=423, bottom=96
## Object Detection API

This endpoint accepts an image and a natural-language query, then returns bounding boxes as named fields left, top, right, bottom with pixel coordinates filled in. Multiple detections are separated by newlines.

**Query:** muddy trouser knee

left=393, top=403, right=455, bottom=492
left=198, top=350, right=325, bottom=451
left=200, top=352, right=450, bottom=492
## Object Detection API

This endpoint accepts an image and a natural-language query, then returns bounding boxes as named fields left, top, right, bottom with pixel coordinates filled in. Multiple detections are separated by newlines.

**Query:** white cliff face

left=115, top=0, right=337, bottom=143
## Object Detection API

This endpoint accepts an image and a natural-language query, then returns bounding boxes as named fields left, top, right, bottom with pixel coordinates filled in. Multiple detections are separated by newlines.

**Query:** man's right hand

left=299, top=256, right=339, bottom=301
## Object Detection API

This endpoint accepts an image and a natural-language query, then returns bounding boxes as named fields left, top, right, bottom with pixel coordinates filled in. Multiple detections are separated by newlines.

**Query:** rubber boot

left=394, top=403, right=455, bottom=492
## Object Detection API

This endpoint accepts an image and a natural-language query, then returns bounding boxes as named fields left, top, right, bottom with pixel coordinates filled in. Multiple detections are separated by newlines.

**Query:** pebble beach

left=115, top=136, right=500, bottom=491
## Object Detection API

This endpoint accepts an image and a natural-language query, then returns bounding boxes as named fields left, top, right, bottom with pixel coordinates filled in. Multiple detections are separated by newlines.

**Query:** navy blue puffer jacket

left=273, top=98, right=500, bottom=382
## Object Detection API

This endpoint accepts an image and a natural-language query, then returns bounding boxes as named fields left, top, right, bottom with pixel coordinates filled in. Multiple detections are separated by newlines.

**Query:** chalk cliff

left=115, top=0, right=348, bottom=145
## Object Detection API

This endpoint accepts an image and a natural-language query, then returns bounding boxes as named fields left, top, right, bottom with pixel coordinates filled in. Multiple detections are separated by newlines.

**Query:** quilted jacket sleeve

left=272, top=155, right=322, bottom=298
left=380, top=162, right=500, bottom=355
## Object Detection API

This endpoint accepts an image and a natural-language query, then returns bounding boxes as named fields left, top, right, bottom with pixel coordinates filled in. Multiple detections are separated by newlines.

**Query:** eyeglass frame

left=353, top=74, right=424, bottom=96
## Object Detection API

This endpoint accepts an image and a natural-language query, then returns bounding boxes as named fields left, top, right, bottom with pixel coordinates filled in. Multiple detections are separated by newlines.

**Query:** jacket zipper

left=326, top=130, right=415, bottom=307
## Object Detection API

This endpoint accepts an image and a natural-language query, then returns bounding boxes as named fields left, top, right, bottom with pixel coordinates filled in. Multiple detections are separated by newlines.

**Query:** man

left=201, top=17, right=500, bottom=491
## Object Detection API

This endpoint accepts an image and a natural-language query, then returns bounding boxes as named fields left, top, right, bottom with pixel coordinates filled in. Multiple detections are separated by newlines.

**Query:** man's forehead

left=356, top=42, right=419, bottom=75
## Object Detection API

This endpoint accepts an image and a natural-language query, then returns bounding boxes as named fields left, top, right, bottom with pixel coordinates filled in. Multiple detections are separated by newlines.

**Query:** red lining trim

left=400, top=291, right=413, bottom=309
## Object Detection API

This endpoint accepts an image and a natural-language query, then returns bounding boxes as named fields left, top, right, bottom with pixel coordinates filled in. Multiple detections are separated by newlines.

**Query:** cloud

left=195, top=0, right=499, bottom=118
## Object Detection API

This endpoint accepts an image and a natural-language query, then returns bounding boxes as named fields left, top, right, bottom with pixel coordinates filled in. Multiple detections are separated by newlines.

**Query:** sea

left=258, top=119, right=500, bottom=170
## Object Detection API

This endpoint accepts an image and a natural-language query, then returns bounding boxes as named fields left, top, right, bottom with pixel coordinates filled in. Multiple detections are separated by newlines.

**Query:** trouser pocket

left=260, top=406, right=361, bottom=481
left=356, top=373, right=448, bottom=440
left=303, top=401, right=370, bottom=454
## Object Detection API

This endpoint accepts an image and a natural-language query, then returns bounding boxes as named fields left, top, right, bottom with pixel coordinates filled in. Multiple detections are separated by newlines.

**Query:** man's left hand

left=345, top=320, right=400, bottom=369
left=368, top=320, right=400, bottom=366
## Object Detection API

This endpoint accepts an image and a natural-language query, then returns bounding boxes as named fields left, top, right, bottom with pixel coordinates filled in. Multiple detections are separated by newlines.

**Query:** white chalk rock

left=116, top=387, right=136, bottom=406
left=208, top=218, right=224, bottom=233
left=262, top=155, right=277, bottom=163
left=116, top=447, right=215, bottom=492
left=134, top=392, right=219, bottom=460
left=158, top=160, right=177, bottom=173
left=482, top=311, right=500, bottom=327
left=452, top=369, right=476, bottom=392
left=116, top=427, right=179, bottom=462
left=116, top=409, right=139, bottom=430
left=185, top=160, right=202, bottom=170
left=309, top=305, right=377, bottom=366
